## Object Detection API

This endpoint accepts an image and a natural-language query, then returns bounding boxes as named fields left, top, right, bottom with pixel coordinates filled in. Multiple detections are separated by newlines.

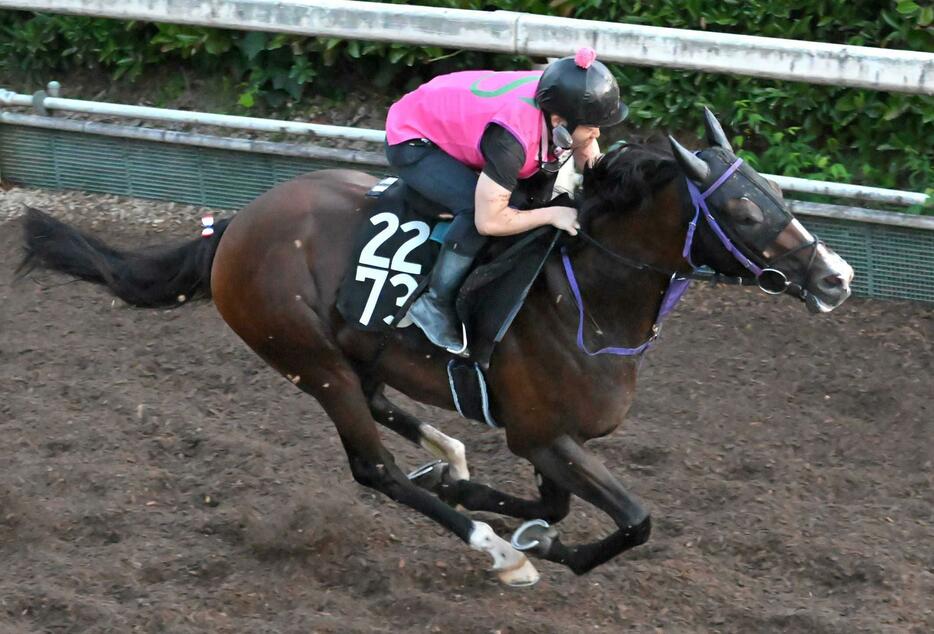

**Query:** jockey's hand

left=550, top=206, right=581, bottom=236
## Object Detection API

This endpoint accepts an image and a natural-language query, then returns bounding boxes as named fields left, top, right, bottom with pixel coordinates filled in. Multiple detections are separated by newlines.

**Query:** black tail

left=19, top=207, right=232, bottom=308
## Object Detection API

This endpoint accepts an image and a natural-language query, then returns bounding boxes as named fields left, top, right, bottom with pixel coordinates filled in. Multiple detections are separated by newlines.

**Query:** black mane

left=580, top=144, right=681, bottom=219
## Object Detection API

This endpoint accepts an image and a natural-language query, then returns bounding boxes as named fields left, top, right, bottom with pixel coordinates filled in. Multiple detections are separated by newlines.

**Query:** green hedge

left=0, top=1, right=931, bottom=211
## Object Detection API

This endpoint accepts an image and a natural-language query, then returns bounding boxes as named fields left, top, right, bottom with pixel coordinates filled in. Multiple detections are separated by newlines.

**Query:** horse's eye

left=731, top=197, right=763, bottom=226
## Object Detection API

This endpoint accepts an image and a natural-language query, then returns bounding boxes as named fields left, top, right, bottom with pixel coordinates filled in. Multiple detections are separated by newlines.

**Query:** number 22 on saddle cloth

left=337, top=178, right=440, bottom=332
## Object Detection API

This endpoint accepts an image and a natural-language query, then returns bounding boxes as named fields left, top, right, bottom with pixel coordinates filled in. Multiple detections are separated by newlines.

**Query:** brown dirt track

left=1, top=190, right=932, bottom=634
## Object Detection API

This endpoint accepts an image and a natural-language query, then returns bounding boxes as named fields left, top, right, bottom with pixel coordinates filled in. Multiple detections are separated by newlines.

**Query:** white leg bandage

left=419, top=424, right=469, bottom=481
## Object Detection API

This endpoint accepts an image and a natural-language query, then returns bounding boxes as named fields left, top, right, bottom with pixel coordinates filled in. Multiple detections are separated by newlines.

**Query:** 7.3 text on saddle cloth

left=337, top=178, right=438, bottom=331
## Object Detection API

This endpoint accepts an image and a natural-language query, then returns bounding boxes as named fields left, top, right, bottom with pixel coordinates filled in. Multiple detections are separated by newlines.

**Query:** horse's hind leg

left=366, top=384, right=571, bottom=522
left=296, top=363, right=539, bottom=586
left=365, top=384, right=470, bottom=481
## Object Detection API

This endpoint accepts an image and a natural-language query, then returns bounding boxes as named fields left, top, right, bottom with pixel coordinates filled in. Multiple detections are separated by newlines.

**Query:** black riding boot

left=408, top=244, right=475, bottom=354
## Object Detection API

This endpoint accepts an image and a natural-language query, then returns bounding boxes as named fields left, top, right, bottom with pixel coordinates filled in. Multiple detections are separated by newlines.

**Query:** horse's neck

left=539, top=247, right=670, bottom=366
left=525, top=182, right=688, bottom=376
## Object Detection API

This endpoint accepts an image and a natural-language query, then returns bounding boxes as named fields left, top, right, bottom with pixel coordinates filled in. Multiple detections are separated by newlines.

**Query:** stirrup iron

left=445, top=323, right=469, bottom=356
left=511, top=519, right=551, bottom=551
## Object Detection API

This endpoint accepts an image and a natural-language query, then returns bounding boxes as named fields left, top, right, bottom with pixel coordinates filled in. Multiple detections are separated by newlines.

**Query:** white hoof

left=497, top=556, right=540, bottom=587
left=469, top=521, right=540, bottom=586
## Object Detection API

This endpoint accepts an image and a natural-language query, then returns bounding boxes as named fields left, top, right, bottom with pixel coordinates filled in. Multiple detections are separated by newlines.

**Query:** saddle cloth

left=336, top=177, right=562, bottom=370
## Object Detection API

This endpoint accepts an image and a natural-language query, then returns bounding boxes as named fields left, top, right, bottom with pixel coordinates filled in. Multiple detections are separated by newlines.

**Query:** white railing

left=0, top=111, right=389, bottom=166
left=1, top=86, right=928, bottom=209
left=0, top=88, right=385, bottom=143
left=0, top=0, right=931, bottom=94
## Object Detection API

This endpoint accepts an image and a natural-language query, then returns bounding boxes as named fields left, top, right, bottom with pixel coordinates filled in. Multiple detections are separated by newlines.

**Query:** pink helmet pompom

left=574, top=47, right=597, bottom=70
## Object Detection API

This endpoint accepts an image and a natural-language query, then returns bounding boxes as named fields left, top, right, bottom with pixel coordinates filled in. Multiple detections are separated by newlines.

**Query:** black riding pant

left=385, top=140, right=488, bottom=256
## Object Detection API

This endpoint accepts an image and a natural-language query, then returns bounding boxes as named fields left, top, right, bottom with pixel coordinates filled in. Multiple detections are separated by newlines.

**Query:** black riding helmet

left=535, top=48, right=628, bottom=130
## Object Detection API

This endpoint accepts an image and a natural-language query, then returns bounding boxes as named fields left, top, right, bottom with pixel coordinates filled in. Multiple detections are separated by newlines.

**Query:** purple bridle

left=562, top=158, right=750, bottom=357
left=682, top=158, right=763, bottom=275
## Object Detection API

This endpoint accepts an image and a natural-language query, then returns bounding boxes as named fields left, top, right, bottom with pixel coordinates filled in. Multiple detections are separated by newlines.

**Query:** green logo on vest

left=470, top=74, right=537, bottom=107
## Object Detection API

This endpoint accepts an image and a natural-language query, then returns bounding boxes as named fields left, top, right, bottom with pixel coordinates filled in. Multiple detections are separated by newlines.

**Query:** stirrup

left=444, top=323, right=469, bottom=356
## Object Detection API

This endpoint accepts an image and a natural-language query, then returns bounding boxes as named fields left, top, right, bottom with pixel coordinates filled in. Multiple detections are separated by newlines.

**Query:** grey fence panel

left=799, top=217, right=933, bottom=302
left=2, top=123, right=930, bottom=303
left=0, top=124, right=383, bottom=209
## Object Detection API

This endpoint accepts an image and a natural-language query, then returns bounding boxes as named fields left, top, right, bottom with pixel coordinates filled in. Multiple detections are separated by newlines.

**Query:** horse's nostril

left=822, top=273, right=847, bottom=290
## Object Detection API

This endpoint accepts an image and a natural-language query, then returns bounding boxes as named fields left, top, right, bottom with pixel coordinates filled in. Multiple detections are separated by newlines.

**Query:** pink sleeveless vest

left=386, top=70, right=554, bottom=180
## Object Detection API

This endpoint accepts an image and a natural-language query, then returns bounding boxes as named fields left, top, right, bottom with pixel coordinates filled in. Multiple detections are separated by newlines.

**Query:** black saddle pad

left=337, top=179, right=564, bottom=369
left=336, top=179, right=439, bottom=331
left=457, top=226, right=560, bottom=369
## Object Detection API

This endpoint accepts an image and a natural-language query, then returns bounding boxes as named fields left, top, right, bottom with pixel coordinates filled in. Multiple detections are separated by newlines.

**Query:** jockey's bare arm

left=474, top=173, right=579, bottom=237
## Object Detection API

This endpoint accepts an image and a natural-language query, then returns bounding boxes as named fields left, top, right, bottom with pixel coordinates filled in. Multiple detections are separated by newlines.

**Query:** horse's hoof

left=407, top=459, right=446, bottom=491
left=497, top=556, right=540, bottom=587
left=511, top=519, right=557, bottom=556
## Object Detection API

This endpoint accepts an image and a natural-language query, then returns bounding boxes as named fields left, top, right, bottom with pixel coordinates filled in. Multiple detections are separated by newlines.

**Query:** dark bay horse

left=20, top=109, right=853, bottom=586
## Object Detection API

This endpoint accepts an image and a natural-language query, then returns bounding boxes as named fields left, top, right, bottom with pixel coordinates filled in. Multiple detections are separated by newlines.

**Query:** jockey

left=385, top=47, right=627, bottom=355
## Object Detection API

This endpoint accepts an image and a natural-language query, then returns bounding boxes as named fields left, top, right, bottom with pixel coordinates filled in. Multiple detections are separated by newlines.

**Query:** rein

left=563, top=158, right=817, bottom=357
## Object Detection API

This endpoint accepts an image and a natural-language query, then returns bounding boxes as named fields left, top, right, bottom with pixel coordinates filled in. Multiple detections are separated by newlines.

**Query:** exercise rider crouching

left=384, top=47, right=628, bottom=356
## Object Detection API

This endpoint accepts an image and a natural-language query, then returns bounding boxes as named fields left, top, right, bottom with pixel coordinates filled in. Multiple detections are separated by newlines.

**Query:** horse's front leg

left=514, top=435, right=651, bottom=575
left=415, top=462, right=572, bottom=524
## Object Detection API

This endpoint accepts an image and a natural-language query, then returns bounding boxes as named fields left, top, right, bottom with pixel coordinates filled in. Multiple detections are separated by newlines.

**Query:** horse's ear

left=669, top=135, right=710, bottom=183
left=703, top=107, right=733, bottom=152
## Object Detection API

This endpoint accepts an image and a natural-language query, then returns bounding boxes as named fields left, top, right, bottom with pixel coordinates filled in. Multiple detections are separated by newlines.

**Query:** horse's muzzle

left=803, top=244, right=854, bottom=313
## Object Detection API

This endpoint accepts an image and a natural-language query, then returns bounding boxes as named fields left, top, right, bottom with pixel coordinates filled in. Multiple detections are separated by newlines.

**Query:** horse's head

left=668, top=108, right=853, bottom=313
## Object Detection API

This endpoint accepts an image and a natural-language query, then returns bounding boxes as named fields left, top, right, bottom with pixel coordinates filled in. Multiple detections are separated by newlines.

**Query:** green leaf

left=880, top=9, right=902, bottom=30
left=829, top=164, right=851, bottom=180
left=882, top=101, right=910, bottom=121
left=268, top=34, right=289, bottom=50
left=204, top=33, right=231, bottom=55
left=239, top=32, right=266, bottom=61
left=918, top=6, right=934, bottom=26
left=322, top=46, right=339, bottom=66
left=896, top=1, right=920, bottom=15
